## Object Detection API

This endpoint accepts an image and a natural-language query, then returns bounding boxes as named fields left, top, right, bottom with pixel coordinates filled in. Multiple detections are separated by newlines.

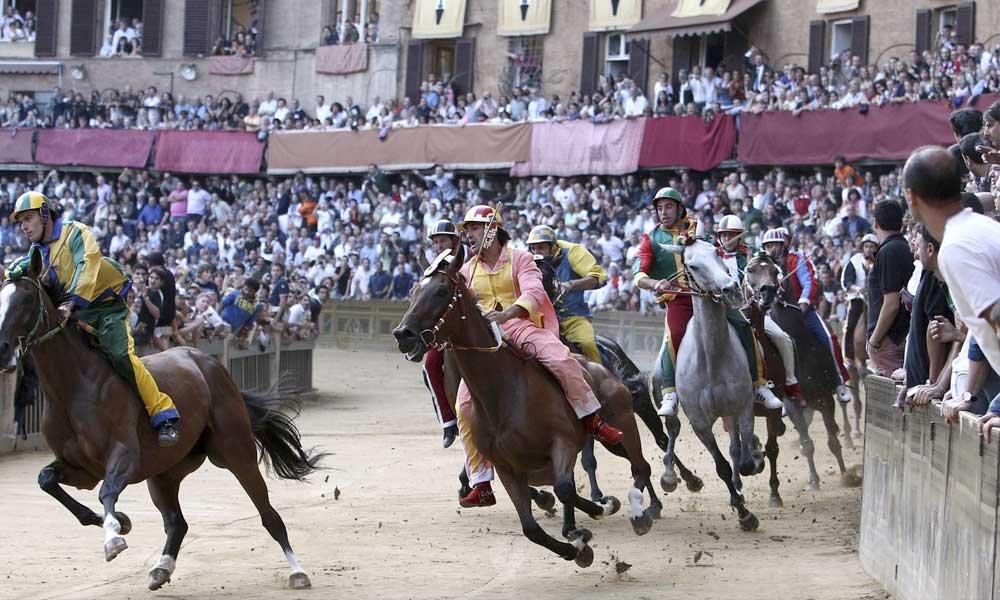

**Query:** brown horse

left=0, top=251, right=323, bottom=591
left=393, top=245, right=656, bottom=567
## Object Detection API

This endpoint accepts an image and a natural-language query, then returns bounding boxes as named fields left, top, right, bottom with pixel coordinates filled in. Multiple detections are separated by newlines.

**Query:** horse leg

left=786, top=402, right=820, bottom=490
left=765, top=415, right=782, bottom=508
left=552, top=441, right=619, bottom=522
left=820, top=399, right=848, bottom=475
left=98, top=443, right=140, bottom=563
left=848, top=365, right=864, bottom=438
left=691, top=424, right=758, bottom=532
left=634, top=382, right=670, bottom=451
left=529, top=486, right=556, bottom=514
left=494, top=466, right=589, bottom=566
left=612, top=411, right=655, bottom=535
left=660, top=413, right=681, bottom=493
left=725, top=417, right=744, bottom=493
left=458, top=466, right=472, bottom=499
left=37, top=460, right=111, bottom=529
left=145, top=456, right=204, bottom=591
left=839, top=400, right=855, bottom=450
left=207, top=437, right=311, bottom=589
left=561, top=502, right=577, bottom=539
left=672, top=455, right=705, bottom=493
left=580, top=438, right=604, bottom=503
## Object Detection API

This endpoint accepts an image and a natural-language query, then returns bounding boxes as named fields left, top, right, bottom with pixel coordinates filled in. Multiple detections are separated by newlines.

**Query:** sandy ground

left=0, top=347, right=887, bottom=600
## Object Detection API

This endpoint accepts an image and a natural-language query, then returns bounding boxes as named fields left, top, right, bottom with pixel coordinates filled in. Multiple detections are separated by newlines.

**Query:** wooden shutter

left=69, top=0, right=97, bottom=56
left=722, top=30, right=747, bottom=73
left=142, top=0, right=165, bottom=57
left=34, top=0, right=58, bottom=57
left=807, top=20, right=826, bottom=74
left=184, top=0, right=221, bottom=56
left=580, top=32, right=599, bottom=95
left=453, top=38, right=476, bottom=96
left=254, top=0, right=265, bottom=57
left=404, top=40, right=425, bottom=102
left=850, top=15, right=870, bottom=64
left=671, top=36, right=692, bottom=90
left=915, top=9, right=931, bottom=55
left=955, top=2, right=975, bottom=47
left=628, top=38, right=650, bottom=97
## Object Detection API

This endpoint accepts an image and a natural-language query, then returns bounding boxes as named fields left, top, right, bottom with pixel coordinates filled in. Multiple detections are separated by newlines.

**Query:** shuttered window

left=404, top=40, right=425, bottom=102
left=453, top=38, right=475, bottom=96
left=850, top=15, right=870, bottom=65
left=70, top=0, right=98, bottom=57
left=580, top=33, right=600, bottom=95
left=955, top=2, right=975, bottom=47
left=142, top=0, right=165, bottom=56
left=915, top=9, right=932, bottom=55
left=34, top=0, right=59, bottom=58
left=628, top=38, right=650, bottom=97
left=183, top=0, right=222, bottom=57
left=671, top=36, right=692, bottom=90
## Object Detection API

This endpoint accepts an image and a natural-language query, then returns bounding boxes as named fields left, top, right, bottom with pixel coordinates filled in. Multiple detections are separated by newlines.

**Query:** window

left=604, top=33, right=629, bottom=78
left=938, top=6, right=957, bottom=31
left=101, top=0, right=143, bottom=56
left=830, top=18, right=853, bottom=60
left=0, top=0, right=37, bottom=44
left=503, top=36, right=544, bottom=94
left=697, top=32, right=724, bottom=69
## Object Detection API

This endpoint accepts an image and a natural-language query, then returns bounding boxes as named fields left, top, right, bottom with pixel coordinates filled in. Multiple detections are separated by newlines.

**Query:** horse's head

left=393, top=244, right=467, bottom=362
left=0, top=250, right=49, bottom=373
left=662, top=238, right=742, bottom=309
left=534, top=255, right=560, bottom=305
left=744, top=252, right=783, bottom=311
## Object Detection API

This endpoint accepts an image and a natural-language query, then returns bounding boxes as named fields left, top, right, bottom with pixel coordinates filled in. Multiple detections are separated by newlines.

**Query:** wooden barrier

left=0, top=337, right=315, bottom=456
left=860, top=375, right=1000, bottom=600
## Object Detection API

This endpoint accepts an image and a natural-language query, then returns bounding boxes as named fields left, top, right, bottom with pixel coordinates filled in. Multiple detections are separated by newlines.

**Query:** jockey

left=633, top=188, right=783, bottom=417
left=5, top=192, right=180, bottom=446
left=716, top=215, right=805, bottom=406
left=454, top=204, right=624, bottom=508
left=526, top=224, right=606, bottom=364
left=841, top=233, right=878, bottom=373
left=423, top=220, right=461, bottom=448
left=761, top=227, right=853, bottom=403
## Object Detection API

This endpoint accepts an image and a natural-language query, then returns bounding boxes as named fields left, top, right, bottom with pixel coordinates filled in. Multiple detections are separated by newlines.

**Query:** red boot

left=785, top=383, right=807, bottom=408
left=459, top=482, right=496, bottom=508
left=583, top=413, right=624, bottom=446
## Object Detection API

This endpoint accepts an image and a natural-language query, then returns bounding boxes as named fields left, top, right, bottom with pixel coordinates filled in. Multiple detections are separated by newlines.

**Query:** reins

left=417, top=272, right=505, bottom=354
left=2, top=277, right=69, bottom=362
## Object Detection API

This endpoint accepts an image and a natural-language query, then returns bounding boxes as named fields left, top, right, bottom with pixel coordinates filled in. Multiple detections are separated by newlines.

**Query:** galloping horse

left=0, top=252, right=323, bottom=591
left=394, top=245, right=656, bottom=568
left=744, top=252, right=850, bottom=490
left=656, top=238, right=763, bottom=532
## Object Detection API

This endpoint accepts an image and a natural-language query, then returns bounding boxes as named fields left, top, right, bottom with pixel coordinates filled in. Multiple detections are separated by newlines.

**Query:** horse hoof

left=104, top=536, right=128, bottom=562
left=841, top=467, right=863, bottom=488
left=114, top=512, right=132, bottom=536
left=533, top=490, right=556, bottom=513
left=600, top=496, right=621, bottom=517
left=853, top=430, right=864, bottom=440
left=631, top=510, right=654, bottom=536
left=574, top=543, right=594, bottom=568
left=807, top=479, right=820, bottom=492
left=739, top=512, right=759, bottom=532
left=769, top=495, right=784, bottom=509
left=647, top=503, right=663, bottom=520
left=288, top=572, right=312, bottom=589
left=685, top=476, right=704, bottom=493
left=660, top=473, right=678, bottom=493
left=148, top=568, right=171, bottom=591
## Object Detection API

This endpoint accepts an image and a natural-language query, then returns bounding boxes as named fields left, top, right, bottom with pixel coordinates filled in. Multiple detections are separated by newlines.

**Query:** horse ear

left=448, top=244, right=465, bottom=275
left=416, top=252, right=430, bottom=273
left=695, top=220, right=706, bottom=239
left=26, top=247, right=43, bottom=280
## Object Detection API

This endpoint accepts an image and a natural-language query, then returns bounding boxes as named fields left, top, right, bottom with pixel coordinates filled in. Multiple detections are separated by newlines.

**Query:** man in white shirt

left=316, top=95, right=331, bottom=123
left=624, top=89, right=648, bottom=117
left=700, top=66, right=721, bottom=106
left=186, top=179, right=211, bottom=218
left=904, top=145, right=1000, bottom=438
left=258, top=91, right=278, bottom=116
left=365, top=96, right=385, bottom=123
left=596, top=227, right=625, bottom=262
left=349, top=256, right=372, bottom=299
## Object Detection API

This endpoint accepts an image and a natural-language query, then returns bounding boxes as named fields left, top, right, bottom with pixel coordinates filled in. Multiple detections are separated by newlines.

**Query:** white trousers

left=764, top=315, right=798, bottom=386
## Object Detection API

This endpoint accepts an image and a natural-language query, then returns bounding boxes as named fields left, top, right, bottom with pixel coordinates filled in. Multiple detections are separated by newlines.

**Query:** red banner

left=36, top=128, right=154, bottom=168
left=207, top=55, right=255, bottom=75
left=0, top=128, right=34, bottom=164
left=315, top=44, right=368, bottom=75
left=154, top=131, right=264, bottom=174
left=639, top=114, right=736, bottom=171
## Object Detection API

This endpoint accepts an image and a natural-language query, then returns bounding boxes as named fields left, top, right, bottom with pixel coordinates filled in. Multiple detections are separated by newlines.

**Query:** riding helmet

left=716, top=214, right=745, bottom=233
left=11, top=191, right=52, bottom=222
left=526, top=225, right=558, bottom=246
left=651, top=187, right=686, bottom=217
left=427, top=219, right=459, bottom=240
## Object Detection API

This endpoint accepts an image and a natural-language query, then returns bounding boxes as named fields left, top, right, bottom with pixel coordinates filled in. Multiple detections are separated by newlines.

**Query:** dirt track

left=0, top=348, right=885, bottom=599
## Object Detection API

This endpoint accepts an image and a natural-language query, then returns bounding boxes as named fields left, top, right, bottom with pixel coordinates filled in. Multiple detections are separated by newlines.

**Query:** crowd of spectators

left=99, top=18, right=143, bottom=57
left=0, top=5, right=35, bottom=43
left=320, top=11, right=380, bottom=46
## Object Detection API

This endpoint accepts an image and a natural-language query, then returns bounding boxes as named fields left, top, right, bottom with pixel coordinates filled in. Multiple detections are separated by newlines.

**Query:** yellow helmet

left=526, top=225, right=558, bottom=245
left=11, top=191, right=52, bottom=222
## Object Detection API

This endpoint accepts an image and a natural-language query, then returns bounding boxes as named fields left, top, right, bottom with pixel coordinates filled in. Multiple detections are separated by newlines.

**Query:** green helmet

left=526, top=225, right=558, bottom=246
left=652, top=187, right=686, bottom=217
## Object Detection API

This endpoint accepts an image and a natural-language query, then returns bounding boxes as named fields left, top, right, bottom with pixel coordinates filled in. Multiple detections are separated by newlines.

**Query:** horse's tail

left=242, top=385, right=327, bottom=481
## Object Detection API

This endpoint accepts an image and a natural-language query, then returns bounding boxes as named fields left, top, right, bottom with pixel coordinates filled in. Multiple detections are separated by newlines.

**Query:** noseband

left=417, top=272, right=504, bottom=353
left=2, top=278, right=67, bottom=361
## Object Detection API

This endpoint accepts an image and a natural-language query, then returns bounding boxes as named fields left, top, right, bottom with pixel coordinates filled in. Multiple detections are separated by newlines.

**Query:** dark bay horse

left=393, top=245, right=656, bottom=567
left=744, top=253, right=850, bottom=490
left=0, top=252, right=323, bottom=591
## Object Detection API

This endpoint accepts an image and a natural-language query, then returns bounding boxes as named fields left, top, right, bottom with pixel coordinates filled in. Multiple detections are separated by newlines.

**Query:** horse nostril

left=393, top=327, right=416, bottom=343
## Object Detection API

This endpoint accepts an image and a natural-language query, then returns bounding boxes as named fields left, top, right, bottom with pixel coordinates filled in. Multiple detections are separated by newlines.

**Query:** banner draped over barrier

left=510, top=119, right=644, bottom=176
left=154, top=131, right=264, bottom=174
left=36, top=129, right=154, bottom=168
left=315, top=44, right=368, bottom=74
left=0, top=128, right=35, bottom=164
left=639, top=114, right=736, bottom=171
left=737, top=102, right=964, bottom=165
left=207, top=55, right=255, bottom=75
left=266, top=124, right=532, bottom=174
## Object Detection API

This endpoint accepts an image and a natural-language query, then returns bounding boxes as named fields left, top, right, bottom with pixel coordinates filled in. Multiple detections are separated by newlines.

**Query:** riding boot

left=582, top=413, right=624, bottom=446
left=442, top=423, right=458, bottom=449
left=459, top=482, right=496, bottom=508
left=657, top=391, right=679, bottom=417
left=157, top=419, right=180, bottom=447
left=754, top=383, right=784, bottom=410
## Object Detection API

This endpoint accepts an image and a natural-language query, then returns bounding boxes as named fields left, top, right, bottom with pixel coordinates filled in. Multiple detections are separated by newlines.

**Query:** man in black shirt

left=903, top=226, right=954, bottom=396
left=147, top=252, right=177, bottom=349
left=867, top=200, right=914, bottom=376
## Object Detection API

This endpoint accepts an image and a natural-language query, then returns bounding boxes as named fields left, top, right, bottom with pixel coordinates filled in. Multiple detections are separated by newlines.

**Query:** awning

left=411, top=0, right=468, bottom=39
left=0, top=61, right=60, bottom=75
left=498, top=0, right=552, bottom=36
left=630, top=0, right=765, bottom=36
left=816, top=0, right=859, bottom=14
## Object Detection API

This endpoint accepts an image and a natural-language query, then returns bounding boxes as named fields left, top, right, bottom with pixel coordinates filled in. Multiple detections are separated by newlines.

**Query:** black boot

left=157, top=419, right=180, bottom=447
left=442, top=424, right=458, bottom=449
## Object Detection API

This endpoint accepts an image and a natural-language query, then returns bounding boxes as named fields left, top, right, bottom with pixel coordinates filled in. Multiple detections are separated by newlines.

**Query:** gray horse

left=655, top=238, right=763, bottom=532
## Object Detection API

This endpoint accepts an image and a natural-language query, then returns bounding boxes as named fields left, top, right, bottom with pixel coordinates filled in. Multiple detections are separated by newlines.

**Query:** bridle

left=740, top=253, right=788, bottom=309
left=2, top=277, right=67, bottom=362
left=417, top=270, right=504, bottom=354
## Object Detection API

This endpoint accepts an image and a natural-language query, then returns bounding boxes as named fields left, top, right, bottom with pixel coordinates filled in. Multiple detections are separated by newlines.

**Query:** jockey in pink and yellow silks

left=454, top=204, right=623, bottom=508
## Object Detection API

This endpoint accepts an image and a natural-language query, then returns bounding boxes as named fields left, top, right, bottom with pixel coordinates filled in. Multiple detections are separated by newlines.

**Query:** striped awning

left=630, top=0, right=766, bottom=36
left=816, top=0, right=859, bottom=14
left=0, top=61, right=60, bottom=75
